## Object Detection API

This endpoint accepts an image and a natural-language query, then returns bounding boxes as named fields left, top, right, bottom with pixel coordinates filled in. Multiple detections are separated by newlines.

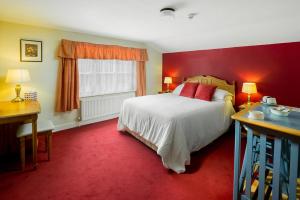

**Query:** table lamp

left=164, top=77, right=172, bottom=92
left=242, top=82, right=257, bottom=105
left=5, top=69, right=31, bottom=102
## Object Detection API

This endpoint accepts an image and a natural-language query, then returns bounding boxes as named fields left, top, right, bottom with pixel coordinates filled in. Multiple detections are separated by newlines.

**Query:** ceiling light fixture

left=160, top=8, right=175, bottom=18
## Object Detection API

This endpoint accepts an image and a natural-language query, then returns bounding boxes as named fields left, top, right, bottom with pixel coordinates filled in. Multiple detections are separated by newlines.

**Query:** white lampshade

left=242, top=82, right=257, bottom=94
left=5, top=69, right=31, bottom=83
left=164, top=77, right=172, bottom=84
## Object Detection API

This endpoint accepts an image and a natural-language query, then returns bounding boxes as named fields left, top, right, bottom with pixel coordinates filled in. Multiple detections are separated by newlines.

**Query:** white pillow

left=212, top=88, right=233, bottom=101
left=172, top=83, right=184, bottom=95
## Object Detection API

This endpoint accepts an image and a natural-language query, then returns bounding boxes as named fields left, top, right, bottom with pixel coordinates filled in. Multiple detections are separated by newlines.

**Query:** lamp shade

left=164, top=77, right=172, bottom=84
left=5, top=69, right=31, bottom=83
left=242, top=82, right=257, bottom=94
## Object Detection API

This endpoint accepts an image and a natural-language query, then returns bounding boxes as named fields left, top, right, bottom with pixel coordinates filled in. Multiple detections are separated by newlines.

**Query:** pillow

left=179, top=82, right=198, bottom=98
left=212, top=88, right=233, bottom=101
left=172, top=83, right=184, bottom=95
left=194, top=84, right=217, bottom=101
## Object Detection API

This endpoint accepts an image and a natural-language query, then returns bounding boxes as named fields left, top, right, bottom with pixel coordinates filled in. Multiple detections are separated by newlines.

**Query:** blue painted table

left=232, top=103, right=300, bottom=200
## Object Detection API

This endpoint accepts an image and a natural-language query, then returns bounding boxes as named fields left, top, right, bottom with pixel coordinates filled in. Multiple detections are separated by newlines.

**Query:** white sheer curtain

left=78, top=59, right=136, bottom=97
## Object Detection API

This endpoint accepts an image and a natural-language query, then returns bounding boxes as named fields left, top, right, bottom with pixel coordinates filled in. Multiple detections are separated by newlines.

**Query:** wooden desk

left=232, top=103, right=300, bottom=200
left=0, top=101, right=40, bottom=168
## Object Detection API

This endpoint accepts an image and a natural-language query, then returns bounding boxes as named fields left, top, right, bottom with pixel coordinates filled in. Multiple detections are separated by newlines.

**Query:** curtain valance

left=58, top=39, right=148, bottom=61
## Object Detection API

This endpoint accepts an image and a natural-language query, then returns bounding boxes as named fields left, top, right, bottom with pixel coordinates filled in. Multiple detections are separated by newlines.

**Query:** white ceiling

left=1, top=0, right=300, bottom=52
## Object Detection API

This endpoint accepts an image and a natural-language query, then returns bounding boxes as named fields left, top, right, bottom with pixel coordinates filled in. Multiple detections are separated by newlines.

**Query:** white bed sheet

left=117, top=93, right=235, bottom=173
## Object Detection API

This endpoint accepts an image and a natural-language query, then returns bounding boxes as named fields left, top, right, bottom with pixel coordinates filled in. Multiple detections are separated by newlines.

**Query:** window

left=78, top=59, right=136, bottom=97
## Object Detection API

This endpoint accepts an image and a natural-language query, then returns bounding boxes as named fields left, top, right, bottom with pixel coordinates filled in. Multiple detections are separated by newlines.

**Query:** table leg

left=239, top=145, right=247, bottom=189
left=289, top=141, right=299, bottom=200
left=233, top=121, right=241, bottom=200
left=245, top=129, right=253, bottom=198
left=272, top=137, right=282, bottom=200
left=32, top=115, right=38, bottom=168
left=258, top=134, right=266, bottom=200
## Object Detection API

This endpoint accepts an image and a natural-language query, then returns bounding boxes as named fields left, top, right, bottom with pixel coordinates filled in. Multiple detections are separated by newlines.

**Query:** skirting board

left=53, top=121, right=79, bottom=132
left=53, top=113, right=119, bottom=132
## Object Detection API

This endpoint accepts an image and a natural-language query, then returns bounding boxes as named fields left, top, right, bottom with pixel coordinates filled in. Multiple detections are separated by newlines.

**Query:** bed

left=117, top=75, right=236, bottom=173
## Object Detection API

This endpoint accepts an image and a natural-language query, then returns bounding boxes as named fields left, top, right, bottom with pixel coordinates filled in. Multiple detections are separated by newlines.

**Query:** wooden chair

left=16, top=119, right=54, bottom=170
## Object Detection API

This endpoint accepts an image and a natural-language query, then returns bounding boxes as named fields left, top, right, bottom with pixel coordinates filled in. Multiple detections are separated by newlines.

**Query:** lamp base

left=247, top=101, right=253, bottom=106
left=11, top=96, right=24, bottom=103
left=247, top=94, right=252, bottom=105
left=11, top=84, right=24, bottom=103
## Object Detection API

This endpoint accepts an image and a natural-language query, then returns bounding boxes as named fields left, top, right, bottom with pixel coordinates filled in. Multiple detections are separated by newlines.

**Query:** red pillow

left=194, top=84, right=217, bottom=101
left=179, top=83, right=198, bottom=98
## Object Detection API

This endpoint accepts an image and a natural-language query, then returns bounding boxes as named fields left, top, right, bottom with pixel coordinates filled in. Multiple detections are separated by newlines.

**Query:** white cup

left=267, top=98, right=277, bottom=105
left=262, top=96, right=271, bottom=103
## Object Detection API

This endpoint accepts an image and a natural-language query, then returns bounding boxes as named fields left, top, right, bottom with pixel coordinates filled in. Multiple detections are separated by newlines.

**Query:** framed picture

left=20, top=39, right=43, bottom=62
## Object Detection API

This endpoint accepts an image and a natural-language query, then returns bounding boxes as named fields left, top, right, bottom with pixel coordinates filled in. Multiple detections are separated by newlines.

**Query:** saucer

left=270, top=106, right=290, bottom=117
left=260, top=101, right=277, bottom=106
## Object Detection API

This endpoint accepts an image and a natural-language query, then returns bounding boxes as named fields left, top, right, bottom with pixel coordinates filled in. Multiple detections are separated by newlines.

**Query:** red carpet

left=0, top=119, right=235, bottom=200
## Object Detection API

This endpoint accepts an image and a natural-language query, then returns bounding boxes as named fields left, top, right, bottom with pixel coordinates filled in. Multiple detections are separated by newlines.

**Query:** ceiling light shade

left=160, top=8, right=175, bottom=18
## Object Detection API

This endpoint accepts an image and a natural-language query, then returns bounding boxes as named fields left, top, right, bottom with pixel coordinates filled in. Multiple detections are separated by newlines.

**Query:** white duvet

left=117, top=93, right=235, bottom=173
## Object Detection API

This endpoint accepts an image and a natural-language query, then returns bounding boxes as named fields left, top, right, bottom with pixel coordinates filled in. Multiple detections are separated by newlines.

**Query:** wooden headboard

left=185, top=75, right=236, bottom=105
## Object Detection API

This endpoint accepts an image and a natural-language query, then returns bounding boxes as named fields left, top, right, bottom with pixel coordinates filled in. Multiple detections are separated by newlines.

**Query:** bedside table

left=158, top=91, right=172, bottom=94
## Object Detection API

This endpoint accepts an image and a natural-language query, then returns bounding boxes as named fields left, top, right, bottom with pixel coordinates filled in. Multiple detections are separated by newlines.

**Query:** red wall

left=163, top=42, right=300, bottom=107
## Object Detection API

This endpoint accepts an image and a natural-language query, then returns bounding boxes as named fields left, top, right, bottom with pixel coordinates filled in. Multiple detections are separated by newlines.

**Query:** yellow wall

left=0, top=21, right=162, bottom=130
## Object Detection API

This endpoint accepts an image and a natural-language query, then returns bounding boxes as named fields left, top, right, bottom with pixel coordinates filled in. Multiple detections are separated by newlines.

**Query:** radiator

left=79, top=92, right=135, bottom=125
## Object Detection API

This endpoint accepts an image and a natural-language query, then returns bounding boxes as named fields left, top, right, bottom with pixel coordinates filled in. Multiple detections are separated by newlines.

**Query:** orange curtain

left=136, top=61, right=146, bottom=96
left=55, top=58, right=79, bottom=112
left=56, top=39, right=148, bottom=112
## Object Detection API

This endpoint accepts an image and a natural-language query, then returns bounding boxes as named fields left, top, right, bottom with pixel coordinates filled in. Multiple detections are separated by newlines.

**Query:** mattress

left=117, top=93, right=235, bottom=173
